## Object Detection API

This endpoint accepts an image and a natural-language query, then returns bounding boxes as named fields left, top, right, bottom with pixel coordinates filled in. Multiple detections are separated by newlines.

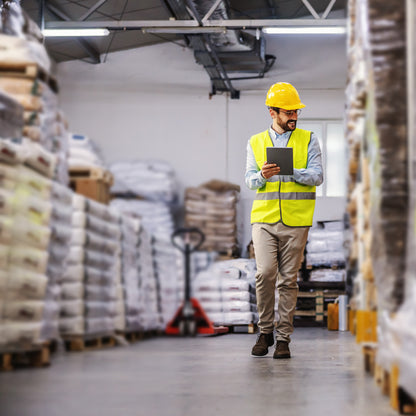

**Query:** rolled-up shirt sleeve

left=245, top=140, right=267, bottom=190
left=293, top=133, right=324, bottom=187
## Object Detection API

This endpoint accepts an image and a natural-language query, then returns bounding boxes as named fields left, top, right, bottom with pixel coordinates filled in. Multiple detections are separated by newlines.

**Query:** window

left=297, top=120, right=346, bottom=197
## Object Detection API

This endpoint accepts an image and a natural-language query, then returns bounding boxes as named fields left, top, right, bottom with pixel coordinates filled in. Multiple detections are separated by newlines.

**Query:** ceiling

left=21, top=0, right=348, bottom=98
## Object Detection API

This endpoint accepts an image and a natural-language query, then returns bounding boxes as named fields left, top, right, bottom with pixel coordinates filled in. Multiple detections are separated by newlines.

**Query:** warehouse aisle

left=0, top=328, right=395, bottom=416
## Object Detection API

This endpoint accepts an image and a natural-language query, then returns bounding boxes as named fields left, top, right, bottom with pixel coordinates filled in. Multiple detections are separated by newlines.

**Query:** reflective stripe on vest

left=250, top=129, right=316, bottom=227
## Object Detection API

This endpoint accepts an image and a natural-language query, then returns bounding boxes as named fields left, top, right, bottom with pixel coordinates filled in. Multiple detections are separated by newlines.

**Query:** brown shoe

left=273, top=341, right=291, bottom=359
left=251, top=333, right=274, bottom=356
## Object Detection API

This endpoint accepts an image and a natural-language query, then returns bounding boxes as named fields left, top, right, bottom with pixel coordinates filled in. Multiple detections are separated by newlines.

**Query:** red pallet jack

left=166, top=228, right=229, bottom=336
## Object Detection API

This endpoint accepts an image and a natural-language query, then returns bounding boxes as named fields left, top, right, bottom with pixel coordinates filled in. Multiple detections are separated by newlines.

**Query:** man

left=245, top=82, right=323, bottom=358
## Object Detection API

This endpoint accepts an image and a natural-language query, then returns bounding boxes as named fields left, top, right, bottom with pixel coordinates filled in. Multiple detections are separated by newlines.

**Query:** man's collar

left=269, top=126, right=291, bottom=139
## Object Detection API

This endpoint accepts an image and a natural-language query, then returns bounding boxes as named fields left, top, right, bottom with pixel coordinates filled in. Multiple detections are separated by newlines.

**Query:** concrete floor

left=0, top=328, right=396, bottom=416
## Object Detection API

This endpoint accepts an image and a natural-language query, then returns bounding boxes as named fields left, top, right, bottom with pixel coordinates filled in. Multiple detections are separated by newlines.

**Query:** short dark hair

left=269, top=107, right=280, bottom=113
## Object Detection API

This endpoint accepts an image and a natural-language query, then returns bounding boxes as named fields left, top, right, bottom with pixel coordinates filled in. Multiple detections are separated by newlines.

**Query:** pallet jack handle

left=171, top=227, right=205, bottom=303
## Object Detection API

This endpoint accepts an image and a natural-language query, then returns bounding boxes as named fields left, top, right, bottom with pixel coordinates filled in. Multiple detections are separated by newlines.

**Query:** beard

left=277, top=119, right=297, bottom=132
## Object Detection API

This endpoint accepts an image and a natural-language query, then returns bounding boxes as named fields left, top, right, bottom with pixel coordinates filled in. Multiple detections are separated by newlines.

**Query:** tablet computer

left=266, top=147, right=294, bottom=175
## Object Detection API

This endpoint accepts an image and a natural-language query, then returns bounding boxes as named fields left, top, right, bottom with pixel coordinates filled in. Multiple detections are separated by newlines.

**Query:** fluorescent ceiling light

left=42, top=28, right=110, bottom=37
left=263, top=27, right=346, bottom=35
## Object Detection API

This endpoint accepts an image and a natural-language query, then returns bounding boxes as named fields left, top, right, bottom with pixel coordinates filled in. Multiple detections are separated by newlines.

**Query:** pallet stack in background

left=68, top=134, right=114, bottom=204
left=193, top=259, right=257, bottom=329
left=110, top=161, right=180, bottom=331
left=345, top=0, right=416, bottom=412
left=184, top=180, right=242, bottom=257
left=0, top=138, right=56, bottom=368
left=0, top=5, right=69, bottom=185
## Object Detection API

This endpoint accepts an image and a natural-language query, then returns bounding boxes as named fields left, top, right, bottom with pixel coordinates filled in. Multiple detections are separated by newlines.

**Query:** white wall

left=57, top=41, right=347, bottom=253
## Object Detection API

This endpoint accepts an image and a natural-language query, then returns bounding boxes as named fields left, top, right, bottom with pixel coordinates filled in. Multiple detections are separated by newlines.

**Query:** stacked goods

left=176, top=251, right=218, bottom=301
left=137, top=228, right=162, bottom=331
left=346, top=0, right=414, bottom=407
left=110, top=160, right=178, bottom=204
left=0, top=147, right=53, bottom=350
left=0, top=2, right=49, bottom=71
left=0, top=6, right=70, bottom=185
left=111, top=199, right=174, bottom=238
left=60, top=195, right=86, bottom=335
left=184, top=180, right=242, bottom=256
left=110, top=199, right=163, bottom=331
left=305, top=221, right=346, bottom=280
left=152, top=234, right=181, bottom=327
left=110, top=198, right=176, bottom=331
left=0, top=90, right=23, bottom=138
left=193, top=259, right=257, bottom=326
left=68, top=134, right=106, bottom=170
left=61, top=195, right=121, bottom=337
left=394, top=1, right=416, bottom=399
left=68, top=134, right=114, bottom=204
left=41, top=182, right=72, bottom=341
left=365, top=0, right=408, bottom=315
left=119, top=216, right=142, bottom=332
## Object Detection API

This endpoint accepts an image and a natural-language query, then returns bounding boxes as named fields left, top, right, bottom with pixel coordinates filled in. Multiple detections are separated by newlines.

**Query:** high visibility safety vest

left=250, top=128, right=316, bottom=227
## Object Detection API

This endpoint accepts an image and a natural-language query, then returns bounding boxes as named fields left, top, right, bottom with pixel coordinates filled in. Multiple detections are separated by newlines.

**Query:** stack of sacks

left=111, top=199, right=174, bottom=239
left=110, top=160, right=178, bottom=204
left=78, top=196, right=121, bottom=335
left=305, top=221, right=346, bottom=273
left=68, top=134, right=106, bottom=170
left=137, top=228, right=162, bottom=331
left=176, top=251, right=218, bottom=300
left=0, top=5, right=70, bottom=185
left=0, top=78, right=70, bottom=183
left=185, top=180, right=242, bottom=255
left=193, top=259, right=257, bottom=326
left=119, top=216, right=142, bottom=332
left=152, top=234, right=181, bottom=327
left=0, top=158, right=53, bottom=349
left=59, top=195, right=86, bottom=335
left=0, top=90, right=23, bottom=138
left=0, top=5, right=50, bottom=72
left=365, top=0, right=408, bottom=314
left=61, top=195, right=121, bottom=336
left=41, top=182, right=73, bottom=341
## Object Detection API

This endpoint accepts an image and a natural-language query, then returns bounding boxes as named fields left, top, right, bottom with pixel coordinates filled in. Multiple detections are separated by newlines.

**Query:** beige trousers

left=252, top=222, right=309, bottom=343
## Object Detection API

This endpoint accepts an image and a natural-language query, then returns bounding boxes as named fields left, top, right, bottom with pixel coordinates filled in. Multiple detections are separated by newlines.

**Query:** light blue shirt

left=245, top=127, right=324, bottom=190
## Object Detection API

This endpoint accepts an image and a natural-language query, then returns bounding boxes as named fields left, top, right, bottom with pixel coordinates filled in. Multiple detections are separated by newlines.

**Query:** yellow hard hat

left=265, top=82, right=305, bottom=110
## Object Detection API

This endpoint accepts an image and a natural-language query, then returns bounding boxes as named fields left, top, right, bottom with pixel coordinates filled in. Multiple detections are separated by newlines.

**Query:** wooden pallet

left=226, top=323, right=257, bottom=334
left=69, top=166, right=114, bottom=184
left=362, top=344, right=377, bottom=375
left=70, top=177, right=112, bottom=204
left=373, top=364, right=416, bottom=414
left=0, top=342, right=51, bottom=371
left=0, top=62, right=58, bottom=93
left=63, top=333, right=116, bottom=352
left=118, top=330, right=144, bottom=343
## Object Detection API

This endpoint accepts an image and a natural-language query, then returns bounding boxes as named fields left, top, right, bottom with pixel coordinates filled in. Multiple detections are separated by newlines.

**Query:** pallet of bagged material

left=69, top=166, right=114, bottom=184
left=0, top=62, right=58, bottom=93
left=62, top=333, right=116, bottom=352
left=0, top=342, right=51, bottom=371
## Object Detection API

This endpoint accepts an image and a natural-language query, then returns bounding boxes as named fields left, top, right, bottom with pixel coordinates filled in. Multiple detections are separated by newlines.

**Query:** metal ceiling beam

left=45, top=18, right=347, bottom=30
left=322, top=0, right=337, bottom=19
left=78, top=0, right=110, bottom=21
left=45, top=0, right=101, bottom=64
left=201, top=0, right=223, bottom=22
left=301, top=0, right=320, bottom=19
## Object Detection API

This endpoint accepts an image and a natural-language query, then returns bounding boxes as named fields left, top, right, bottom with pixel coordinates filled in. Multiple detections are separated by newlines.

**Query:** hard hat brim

left=278, top=102, right=306, bottom=110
